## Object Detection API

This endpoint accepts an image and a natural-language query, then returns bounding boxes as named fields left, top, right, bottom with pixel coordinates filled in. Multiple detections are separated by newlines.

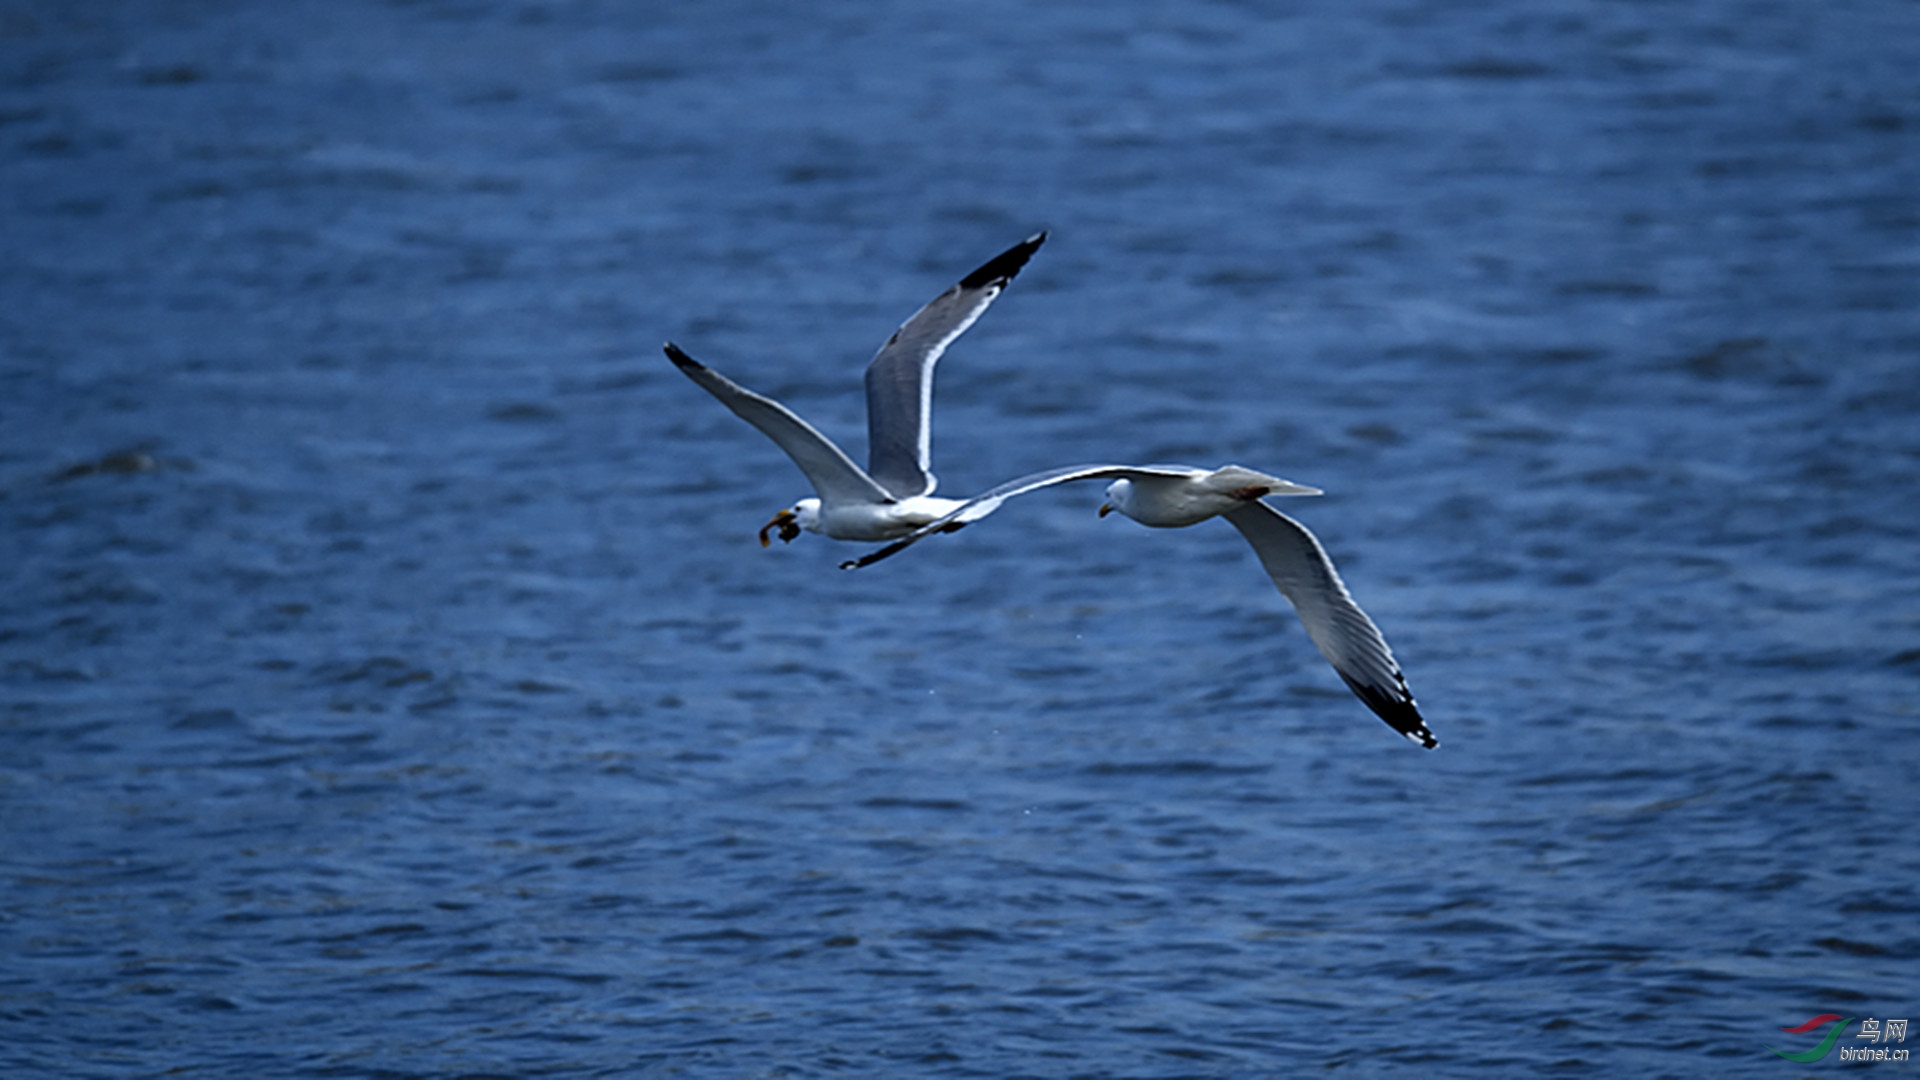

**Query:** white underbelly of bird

left=805, top=496, right=968, bottom=543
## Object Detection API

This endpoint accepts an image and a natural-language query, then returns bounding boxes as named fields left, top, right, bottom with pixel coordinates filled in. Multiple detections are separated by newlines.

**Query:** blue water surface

left=4, top=1, right=1918, bottom=1076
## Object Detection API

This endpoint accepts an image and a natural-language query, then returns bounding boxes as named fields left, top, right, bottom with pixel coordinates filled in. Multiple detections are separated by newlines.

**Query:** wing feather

left=665, top=343, right=892, bottom=507
left=1222, top=501, right=1436, bottom=748
left=864, top=232, right=1047, bottom=499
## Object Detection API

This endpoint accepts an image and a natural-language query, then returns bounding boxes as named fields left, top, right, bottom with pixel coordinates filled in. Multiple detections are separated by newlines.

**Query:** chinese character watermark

left=1857, top=1017, right=1908, bottom=1044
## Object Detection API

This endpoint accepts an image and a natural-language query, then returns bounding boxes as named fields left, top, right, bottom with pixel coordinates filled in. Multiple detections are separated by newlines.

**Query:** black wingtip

left=663, top=342, right=701, bottom=371
left=1339, top=673, right=1439, bottom=749
left=957, top=231, right=1048, bottom=291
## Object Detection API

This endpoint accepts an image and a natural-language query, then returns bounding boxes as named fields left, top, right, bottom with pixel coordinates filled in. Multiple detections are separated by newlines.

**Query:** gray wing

left=864, top=232, right=1047, bottom=500
left=1222, top=501, right=1437, bottom=749
left=665, top=343, right=894, bottom=507
left=840, top=463, right=1196, bottom=569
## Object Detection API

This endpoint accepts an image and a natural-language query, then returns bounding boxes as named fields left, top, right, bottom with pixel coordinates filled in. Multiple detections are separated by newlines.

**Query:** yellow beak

left=1097, top=503, right=1114, bottom=518
left=758, top=508, right=800, bottom=547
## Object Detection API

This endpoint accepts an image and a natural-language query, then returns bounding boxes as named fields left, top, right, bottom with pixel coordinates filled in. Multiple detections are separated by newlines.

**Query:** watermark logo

left=1767, top=1015, right=1850, bottom=1062
left=1767, top=1014, right=1910, bottom=1063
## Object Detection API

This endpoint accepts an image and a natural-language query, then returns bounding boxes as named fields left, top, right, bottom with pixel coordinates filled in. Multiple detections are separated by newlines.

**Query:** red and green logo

left=1766, top=1014, right=1852, bottom=1062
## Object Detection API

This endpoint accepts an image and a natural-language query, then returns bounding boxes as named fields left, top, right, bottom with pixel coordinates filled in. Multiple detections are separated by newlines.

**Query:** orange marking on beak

left=758, top=509, right=798, bottom=547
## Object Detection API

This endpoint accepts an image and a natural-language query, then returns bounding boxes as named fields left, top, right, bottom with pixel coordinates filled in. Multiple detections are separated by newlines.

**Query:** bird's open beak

left=1097, top=503, right=1113, bottom=518
left=758, top=509, right=801, bottom=547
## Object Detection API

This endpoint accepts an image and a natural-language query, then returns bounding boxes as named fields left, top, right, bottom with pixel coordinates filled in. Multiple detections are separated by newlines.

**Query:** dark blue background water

left=4, top=2, right=1917, bottom=1076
